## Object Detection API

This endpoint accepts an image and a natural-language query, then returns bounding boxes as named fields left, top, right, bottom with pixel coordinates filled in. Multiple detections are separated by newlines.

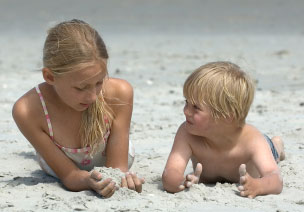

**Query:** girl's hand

left=179, top=163, right=203, bottom=190
left=87, top=170, right=117, bottom=198
left=121, top=172, right=145, bottom=193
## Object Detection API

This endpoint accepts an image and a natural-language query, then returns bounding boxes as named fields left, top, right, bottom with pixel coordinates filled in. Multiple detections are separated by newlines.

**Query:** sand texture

left=93, top=167, right=125, bottom=186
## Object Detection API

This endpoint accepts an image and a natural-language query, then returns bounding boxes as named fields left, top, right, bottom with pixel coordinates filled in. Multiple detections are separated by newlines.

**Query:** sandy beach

left=1, top=0, right=304, bottom=211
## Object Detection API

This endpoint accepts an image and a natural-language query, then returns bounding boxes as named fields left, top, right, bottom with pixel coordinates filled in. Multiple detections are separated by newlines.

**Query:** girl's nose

left=86, top=88, right=98, bottom=103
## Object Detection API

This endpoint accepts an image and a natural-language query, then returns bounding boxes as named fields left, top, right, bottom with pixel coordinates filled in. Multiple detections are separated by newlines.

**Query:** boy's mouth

left=186, top=119, right=193, bottom=124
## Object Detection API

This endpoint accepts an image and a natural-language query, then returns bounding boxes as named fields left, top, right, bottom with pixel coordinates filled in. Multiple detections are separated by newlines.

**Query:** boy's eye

left=193, top=105, right=200, bottom=110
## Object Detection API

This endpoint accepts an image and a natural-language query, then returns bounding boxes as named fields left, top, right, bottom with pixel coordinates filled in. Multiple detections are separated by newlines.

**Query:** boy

left=162, top=61, right=285, bottom=198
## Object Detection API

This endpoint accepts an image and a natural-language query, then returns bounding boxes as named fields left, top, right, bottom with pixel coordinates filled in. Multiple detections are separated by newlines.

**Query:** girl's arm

left=103, top=78, right=144, bottom=192
left=103, top=78, right=133, bottom=171
left=162, top=123, right=193, bottom=193
left=12, top=93, right=116, bottom=197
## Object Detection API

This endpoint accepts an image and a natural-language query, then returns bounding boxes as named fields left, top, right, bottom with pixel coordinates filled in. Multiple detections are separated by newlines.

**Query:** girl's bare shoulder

left=103, top=78, right=133, bottom=104
left=12, top=86, right=44, bottom=126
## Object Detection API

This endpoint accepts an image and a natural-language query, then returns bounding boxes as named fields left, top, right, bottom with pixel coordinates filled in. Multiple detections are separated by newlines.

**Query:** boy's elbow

left=162, top=171, right=181, bottom=193
left=276, top=177, right=283, bottom=194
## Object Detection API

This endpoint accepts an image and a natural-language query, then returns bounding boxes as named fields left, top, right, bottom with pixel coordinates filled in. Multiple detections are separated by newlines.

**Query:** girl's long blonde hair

left=43, top=19, right=113, bottom=153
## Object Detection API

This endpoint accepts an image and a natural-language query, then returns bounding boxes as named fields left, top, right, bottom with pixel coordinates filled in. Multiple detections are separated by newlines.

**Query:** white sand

left=1, top=1, right=304, bottom=211
left=93, top=167, right=125, bottom=186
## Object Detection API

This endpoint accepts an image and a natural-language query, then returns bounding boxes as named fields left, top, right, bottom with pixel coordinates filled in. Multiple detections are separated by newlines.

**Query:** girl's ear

left=42, top=68, right=55, bottom=85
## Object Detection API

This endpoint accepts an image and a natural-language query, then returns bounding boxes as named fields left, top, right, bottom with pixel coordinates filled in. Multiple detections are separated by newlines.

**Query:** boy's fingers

left=178, top=184, right=185, bottom=191
left=240, top=176, right=246, bottom=184
left=186, top=174, right=194, bottom=181
left=239, top=164, right=247, bottom=177
left=186, top=181, right=192, bottom=187
left=237, top=185, right=244, bottom=191
left=194, top=163, right=203, bottom=177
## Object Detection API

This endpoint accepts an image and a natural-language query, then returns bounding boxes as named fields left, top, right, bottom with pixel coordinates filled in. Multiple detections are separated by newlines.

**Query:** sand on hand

left=93, top=167, right=125, bottom=186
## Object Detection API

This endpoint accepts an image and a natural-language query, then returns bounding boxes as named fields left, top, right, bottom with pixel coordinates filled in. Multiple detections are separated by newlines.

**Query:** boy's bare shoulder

left=175, top=122, right=198, bottom=143
left=240, top=124, right=267, bottom=149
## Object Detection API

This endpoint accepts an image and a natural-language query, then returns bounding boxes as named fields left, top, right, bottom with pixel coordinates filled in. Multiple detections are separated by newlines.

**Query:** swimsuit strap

left=35, top=85, right=54, bottom=141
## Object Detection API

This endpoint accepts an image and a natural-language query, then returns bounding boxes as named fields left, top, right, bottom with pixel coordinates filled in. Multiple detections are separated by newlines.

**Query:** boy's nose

left=183, top=105, right=191, bottom=116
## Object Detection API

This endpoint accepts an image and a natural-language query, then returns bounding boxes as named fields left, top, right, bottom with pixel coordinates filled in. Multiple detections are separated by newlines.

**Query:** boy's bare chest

left=192, top=145, right=249, bottom=183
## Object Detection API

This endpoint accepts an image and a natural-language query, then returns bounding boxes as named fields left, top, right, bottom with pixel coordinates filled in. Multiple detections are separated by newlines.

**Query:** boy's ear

left=224, top=114, right=235, bottom=124
left=42, top=68, right=55, bottom=84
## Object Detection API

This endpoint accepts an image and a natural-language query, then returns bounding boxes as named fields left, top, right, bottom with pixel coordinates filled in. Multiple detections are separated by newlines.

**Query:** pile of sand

left=93, top=167, right=125, bottom=186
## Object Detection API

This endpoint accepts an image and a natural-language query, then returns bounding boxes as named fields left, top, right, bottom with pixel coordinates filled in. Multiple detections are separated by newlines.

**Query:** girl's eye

left=75, top=87, right=84, bottom=91
left=96, top=81, right=103, bottom=86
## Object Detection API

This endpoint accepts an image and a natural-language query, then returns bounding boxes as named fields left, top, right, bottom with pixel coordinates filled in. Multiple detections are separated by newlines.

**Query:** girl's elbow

left=61, top=175, right=86, bottom=192
left=62, top=179, right=81, bottom=192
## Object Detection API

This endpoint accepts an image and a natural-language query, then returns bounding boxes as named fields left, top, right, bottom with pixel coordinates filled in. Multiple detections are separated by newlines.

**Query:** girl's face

left=183, top=99, right=216, bottom=136
left=53, top=63, right=106, bottom=111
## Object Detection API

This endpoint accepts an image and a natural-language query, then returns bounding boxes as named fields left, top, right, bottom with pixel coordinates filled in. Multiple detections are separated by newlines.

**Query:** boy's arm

left=162, top=123, right=193, bottom=193
left=238, top=136, right=283, bottom=198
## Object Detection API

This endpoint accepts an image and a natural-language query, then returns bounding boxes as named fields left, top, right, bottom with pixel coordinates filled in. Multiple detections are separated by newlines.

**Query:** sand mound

left=93, top=167, right=125, bottom=186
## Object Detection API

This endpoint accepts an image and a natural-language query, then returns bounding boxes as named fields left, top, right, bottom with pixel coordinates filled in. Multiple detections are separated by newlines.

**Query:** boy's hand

left=121, top=172, right=145, bottom=193
left=178, top=163, right=203, bottom=191
left=88, top=170, right=116, bottom=198
left=238, top=164, right=260, bottom=198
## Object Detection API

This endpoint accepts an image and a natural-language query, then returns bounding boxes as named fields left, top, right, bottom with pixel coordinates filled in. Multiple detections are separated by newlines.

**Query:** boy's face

left=183, top=100, right=216, bottom=136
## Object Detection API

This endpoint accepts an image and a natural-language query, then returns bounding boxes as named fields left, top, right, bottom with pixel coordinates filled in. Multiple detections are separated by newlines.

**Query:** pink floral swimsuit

left=35, top=85, right=134, bottom=178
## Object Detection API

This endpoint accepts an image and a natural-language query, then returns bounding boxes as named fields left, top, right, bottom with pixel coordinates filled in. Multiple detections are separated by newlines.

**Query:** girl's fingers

left=94, top=178, right=112, bottom=191
left=90, top=170, right=102, bottom=181
left=121, top=176, right=128, bottom=188
left=126, top=173, right=135, bottom=190
left=130, top=173, right=143, bottom=193
left=100, top=181, right=116, bottom=198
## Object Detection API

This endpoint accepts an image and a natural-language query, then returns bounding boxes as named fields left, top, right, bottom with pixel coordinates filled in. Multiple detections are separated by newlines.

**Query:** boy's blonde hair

left=183, top=61, right=255, bottom=126
left=43, top=19, right=113, bottom=153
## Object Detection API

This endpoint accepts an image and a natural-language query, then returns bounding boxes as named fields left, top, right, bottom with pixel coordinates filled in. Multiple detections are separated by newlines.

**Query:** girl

left=12, top=19, right=144, bottom=198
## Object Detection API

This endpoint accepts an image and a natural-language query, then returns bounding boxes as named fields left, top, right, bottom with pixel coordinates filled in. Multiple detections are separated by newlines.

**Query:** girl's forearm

left=61, top=170, right=92, bottom=192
